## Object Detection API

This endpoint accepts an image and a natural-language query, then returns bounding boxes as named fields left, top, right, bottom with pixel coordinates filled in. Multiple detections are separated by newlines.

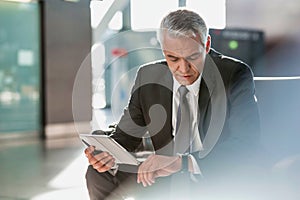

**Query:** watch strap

left=180, top=154, right=189, bottom=173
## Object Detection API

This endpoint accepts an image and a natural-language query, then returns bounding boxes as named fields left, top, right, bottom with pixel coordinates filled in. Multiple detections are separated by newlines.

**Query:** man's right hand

left=84, top=146, right=116, bottom=173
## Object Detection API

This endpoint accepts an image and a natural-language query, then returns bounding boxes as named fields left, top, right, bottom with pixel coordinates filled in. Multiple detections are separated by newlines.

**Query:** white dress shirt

left=172, top=75, right=203, bottom=175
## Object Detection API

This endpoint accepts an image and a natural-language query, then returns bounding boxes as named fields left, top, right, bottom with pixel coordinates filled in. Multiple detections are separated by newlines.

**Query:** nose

left=178, top=58, right=190, bottom=73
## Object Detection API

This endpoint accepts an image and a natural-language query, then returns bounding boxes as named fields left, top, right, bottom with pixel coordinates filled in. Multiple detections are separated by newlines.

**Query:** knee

left=85, top=165, right=95, bottom=181
left=86, top=165, right=107, bottom=188
left=85, top=165, right=96, bottom=183
left=85, top=165, right=109, bottom=199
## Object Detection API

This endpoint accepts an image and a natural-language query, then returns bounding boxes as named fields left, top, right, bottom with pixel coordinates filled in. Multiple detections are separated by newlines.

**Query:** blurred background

left=0, top=0, right=299, bottom=199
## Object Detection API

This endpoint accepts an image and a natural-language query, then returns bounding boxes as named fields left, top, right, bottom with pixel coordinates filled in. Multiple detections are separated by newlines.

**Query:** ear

left=205, top=35, right=211, bottom=54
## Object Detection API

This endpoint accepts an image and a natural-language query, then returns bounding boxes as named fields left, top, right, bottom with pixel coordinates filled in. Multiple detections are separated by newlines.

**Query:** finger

left=103, top=158, right=115, bottom=169
left=144, top=171, right=155, bottom=186
left=93, top=162, right=109, bottom=173
left=84, top=146, right=95, bottom=157
left=97, top=155, right=115, bottom=167
left=138, top=164, right=155, bottom=187
left=141, top=167, right=154, bottom=186
left=137, top=162, right=148, bottom=184
left=86, top=152, right=99, bottom=166
left=137, top=162, right=144, bottom=183
left=143, top=158, right=156, bottom=184
left=140, top=173, right=150, bottom=187
left=93, top=158, right=116, bottom=173
left=138, top=172, right=149, bottom=187
left=138, top=171, right=146, bottom=187
left=89, top=156, right=100, bottom=165
left=94, top=151, right=110, bottom=160
left=147, top=171, right=155, bottom=184
left=93, top=154, right=115, bottom=169
left=89, top=152, right=109, bottom=166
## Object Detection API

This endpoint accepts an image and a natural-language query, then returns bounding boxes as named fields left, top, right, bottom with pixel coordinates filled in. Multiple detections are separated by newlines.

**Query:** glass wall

left=0, top=1, right=41, bottom=135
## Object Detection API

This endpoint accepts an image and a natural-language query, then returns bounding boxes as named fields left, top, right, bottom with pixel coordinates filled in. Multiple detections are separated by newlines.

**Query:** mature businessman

left=84, top=9, right=261, bottom=199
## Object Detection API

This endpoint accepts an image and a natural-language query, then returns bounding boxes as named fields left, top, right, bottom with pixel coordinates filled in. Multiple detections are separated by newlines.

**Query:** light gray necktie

left=171, top=86, right=192, bottom=197
left=174, top=85, right=191, bottom=154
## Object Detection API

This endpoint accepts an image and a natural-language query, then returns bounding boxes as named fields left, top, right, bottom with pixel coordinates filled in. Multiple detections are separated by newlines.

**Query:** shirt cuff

left=177, top=154, right=202, bottom=175
left=188, top=154, right=202, bottom=175
left=108, top=164, right=119, bottom=176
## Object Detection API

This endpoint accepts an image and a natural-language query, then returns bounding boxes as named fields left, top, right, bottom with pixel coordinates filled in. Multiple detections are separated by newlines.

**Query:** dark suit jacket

left=112, top=49, right=261, bottom=178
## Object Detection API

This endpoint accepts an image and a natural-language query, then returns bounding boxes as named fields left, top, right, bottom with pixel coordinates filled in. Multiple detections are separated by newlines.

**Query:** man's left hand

left=137, top=154, right=181, bottom=187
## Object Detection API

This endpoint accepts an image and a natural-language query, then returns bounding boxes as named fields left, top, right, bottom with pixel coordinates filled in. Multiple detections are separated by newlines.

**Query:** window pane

left=131, top=0, right=178, bottom=30
left=0, top=1, right=41, bottom=134
left=186, top=0, right=226, bottom=29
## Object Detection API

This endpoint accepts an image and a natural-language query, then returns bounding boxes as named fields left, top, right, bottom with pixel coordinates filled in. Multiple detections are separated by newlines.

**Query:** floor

left=0, top=136, right=89, bottom=200
left=0, top=108, right=118, bottom=200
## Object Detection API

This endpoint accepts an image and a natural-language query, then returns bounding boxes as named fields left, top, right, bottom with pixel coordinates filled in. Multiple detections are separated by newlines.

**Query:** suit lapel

left=160, top=70, right=173, bottom=136
left=199, top=54, right=227, bottom=158
left=198, top=55, right=217, bottom=141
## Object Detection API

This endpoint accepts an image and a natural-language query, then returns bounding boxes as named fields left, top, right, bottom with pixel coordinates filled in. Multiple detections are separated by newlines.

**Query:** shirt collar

left=173, top=73, right=202, bottom=97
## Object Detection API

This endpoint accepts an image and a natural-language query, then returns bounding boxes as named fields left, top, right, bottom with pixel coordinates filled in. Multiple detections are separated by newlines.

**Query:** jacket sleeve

left=111, top=67, right=148, bottom=152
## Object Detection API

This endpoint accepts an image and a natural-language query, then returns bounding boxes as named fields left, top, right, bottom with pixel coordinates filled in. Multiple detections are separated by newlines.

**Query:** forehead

left=161, top=33, right=203, bottom=56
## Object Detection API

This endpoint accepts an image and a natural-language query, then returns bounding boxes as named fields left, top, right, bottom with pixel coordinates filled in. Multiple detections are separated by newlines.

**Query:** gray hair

left=157, top=9, right=208, bottom=46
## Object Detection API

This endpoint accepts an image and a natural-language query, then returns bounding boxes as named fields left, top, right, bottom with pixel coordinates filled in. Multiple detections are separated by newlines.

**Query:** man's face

left=162, top=33, right=210, bottom=85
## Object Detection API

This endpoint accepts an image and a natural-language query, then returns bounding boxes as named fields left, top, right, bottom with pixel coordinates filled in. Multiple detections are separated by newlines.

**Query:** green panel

left=0, top=1, right=41, bottom=134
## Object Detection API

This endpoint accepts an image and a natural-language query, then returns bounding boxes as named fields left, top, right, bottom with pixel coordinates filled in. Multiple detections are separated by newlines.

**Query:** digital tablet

left=80, top=134, right=140, bottom=166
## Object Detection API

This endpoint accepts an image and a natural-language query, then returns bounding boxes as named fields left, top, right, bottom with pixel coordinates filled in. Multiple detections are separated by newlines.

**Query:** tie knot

left=178, top=85, right=189, bottom=97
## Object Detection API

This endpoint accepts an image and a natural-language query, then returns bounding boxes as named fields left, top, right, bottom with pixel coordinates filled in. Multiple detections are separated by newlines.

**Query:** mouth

left=175, top=74, right=195, bottom=85
left=181, top=75, right=192, bottom=79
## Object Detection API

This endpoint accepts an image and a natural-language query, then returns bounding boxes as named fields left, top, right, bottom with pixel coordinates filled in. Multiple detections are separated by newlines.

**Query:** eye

left=187, top=53, right=201, bottom=61
left=167, top=55, right=179, bottom=62
left=170, top=58, right=178, bottom=62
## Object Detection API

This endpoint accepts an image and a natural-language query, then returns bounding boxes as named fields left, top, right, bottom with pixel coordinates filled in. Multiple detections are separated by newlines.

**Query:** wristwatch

left=180, top=154, right=189, bottom=173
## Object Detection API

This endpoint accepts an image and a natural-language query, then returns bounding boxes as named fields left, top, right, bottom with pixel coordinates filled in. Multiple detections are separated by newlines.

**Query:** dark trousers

left=86, top=164, right=269, bottom=200
left=85, top=165, right=194, bottom=200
